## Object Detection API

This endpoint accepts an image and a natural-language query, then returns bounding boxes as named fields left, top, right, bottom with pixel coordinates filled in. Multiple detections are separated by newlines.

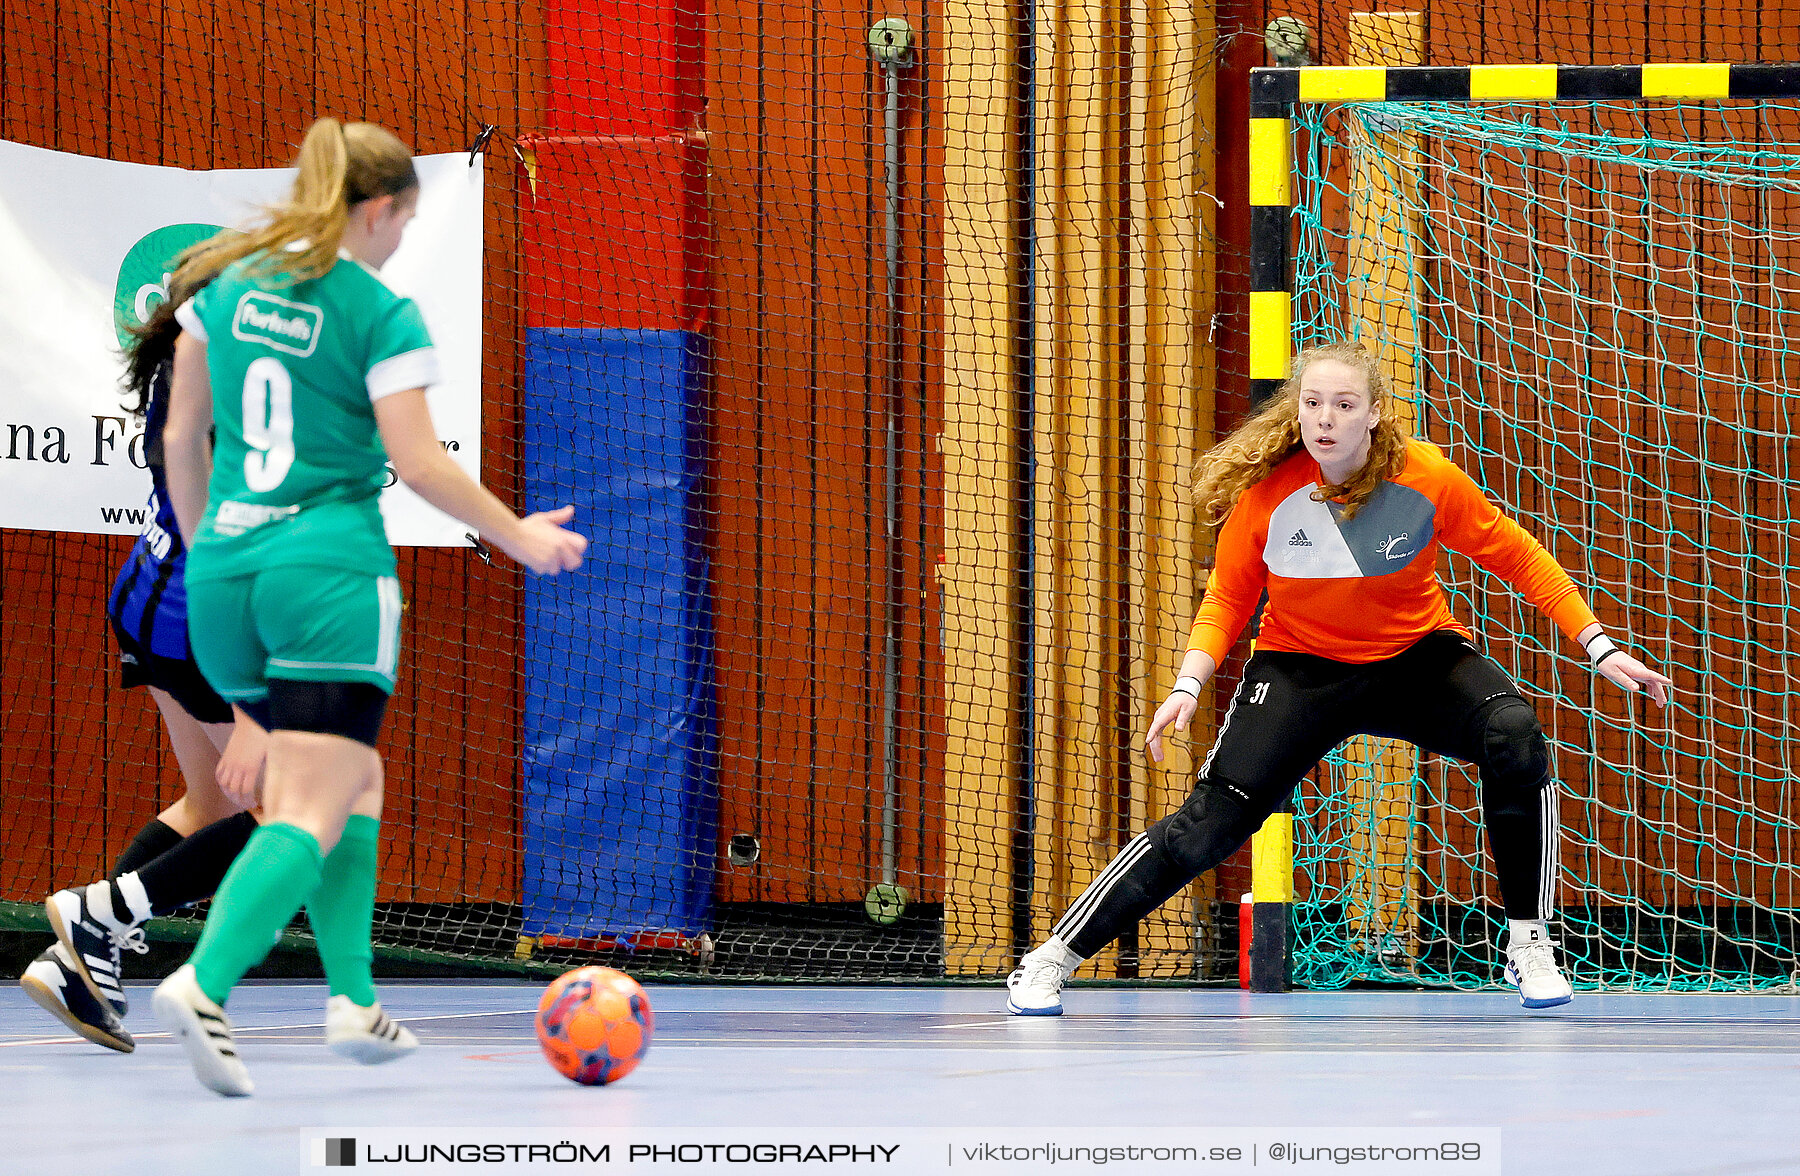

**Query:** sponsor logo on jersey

left=212, top=499, right=300, bottom=536
left=232, top=292, right=325, bottom=357
left=1378, top=533, right=1414, bottom=560
left=1288, top=529, right=1312, bottom=547
left=141, top=490, right=175, bottom=560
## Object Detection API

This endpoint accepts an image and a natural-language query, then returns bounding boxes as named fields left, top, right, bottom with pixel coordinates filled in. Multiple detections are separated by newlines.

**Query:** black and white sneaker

left=44, top=881, right=148, bottom=1014
left=18, top=944, right=135, bottom=1053
left=153, top=964, right=253, bottom=1097
left=325, top=995, right=419, bottom=1063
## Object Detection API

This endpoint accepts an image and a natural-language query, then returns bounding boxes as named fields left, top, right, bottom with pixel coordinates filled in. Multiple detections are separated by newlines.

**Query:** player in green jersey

left=145, top=118, right=586, bottom=1097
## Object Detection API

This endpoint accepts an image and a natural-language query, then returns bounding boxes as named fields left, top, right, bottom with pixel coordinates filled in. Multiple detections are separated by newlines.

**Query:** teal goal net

left=1288, top=92, right=1800, bottom=992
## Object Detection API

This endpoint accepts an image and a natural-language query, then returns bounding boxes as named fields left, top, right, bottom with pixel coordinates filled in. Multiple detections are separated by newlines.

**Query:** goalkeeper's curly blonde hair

left=1192, top=342, right=1412, bottom=525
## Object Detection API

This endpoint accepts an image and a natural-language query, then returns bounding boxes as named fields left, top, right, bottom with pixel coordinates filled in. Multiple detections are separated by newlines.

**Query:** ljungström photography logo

left=312, top=1137, right=357, bottom=1167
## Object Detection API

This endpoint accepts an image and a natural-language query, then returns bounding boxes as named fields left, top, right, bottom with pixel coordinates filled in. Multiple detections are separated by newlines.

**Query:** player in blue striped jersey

left=24, top=289, right=269, bottom=1053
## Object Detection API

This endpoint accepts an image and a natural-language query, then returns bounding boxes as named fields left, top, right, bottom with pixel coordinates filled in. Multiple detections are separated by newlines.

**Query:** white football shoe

left=1505, top=924, right=1573, bottom=1009
left=153, top=964, right=253, bottom=1097
left=325, top=995, right=419, bottom=1064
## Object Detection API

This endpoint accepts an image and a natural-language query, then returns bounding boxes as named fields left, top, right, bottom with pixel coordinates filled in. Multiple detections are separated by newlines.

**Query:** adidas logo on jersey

left=1288, top=529, right=1312, bottom=547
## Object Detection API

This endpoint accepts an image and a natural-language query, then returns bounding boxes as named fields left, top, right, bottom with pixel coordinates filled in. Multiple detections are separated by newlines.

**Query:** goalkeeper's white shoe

left=1505, top=925, right=1573, bottom=1009
left=325, top=995, right=418, bottom=1064
left=1006, top=946, right=1074, bottom=1016
left=153, top=964, right=253, bottom=1097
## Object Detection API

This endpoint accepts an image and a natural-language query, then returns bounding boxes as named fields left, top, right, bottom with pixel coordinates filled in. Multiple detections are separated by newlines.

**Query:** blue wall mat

left=521, top=327, right=716, bottom=941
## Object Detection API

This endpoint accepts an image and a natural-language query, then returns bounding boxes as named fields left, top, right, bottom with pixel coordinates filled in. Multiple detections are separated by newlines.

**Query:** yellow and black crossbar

left=1246, top=62, right=1800, bottom=406
left=1250, top=62, right=1800, bottom=115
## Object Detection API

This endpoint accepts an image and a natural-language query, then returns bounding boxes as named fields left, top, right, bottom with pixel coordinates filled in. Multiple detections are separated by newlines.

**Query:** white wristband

left=1583, top=633, right=1621, bottom=666
left=1170, top=675, right=1203, bottom=700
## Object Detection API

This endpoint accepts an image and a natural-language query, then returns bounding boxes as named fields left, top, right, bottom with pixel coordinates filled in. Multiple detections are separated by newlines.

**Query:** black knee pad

left=1476, top=695, right=1550, bottom=790
left=1148, top=779, right=1260, bottom=876
left=267, top=679, right=390, bottom=747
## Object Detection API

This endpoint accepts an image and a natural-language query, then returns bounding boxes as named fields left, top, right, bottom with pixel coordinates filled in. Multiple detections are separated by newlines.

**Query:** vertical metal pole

left=1011, top=0, right=1038, bottom=958
left=880, top=57, right=903, bottom=887
left=868, top=18, right=916, bottom=888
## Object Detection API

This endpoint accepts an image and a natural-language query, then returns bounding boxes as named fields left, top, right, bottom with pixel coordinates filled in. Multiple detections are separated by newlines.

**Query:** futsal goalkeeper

left=1006, top=342, right=1673, bottom=1016
left=144, top=117, right=585, bottom=1097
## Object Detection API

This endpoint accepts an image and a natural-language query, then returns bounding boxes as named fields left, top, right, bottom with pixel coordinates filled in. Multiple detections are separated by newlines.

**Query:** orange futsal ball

left=535, top=966, right=654, bottom=1085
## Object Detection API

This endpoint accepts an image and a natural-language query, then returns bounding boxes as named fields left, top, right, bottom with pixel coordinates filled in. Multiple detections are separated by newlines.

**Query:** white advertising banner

left=0, top=139, right=483, bottom=544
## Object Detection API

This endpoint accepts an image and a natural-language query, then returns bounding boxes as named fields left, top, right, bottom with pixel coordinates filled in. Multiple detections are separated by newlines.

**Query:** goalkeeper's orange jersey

left=1186, top=439, right=1599, bottom=665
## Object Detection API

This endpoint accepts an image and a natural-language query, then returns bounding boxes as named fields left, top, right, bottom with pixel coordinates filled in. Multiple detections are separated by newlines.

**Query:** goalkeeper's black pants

left=1052, top=629, right=1559, bottom=959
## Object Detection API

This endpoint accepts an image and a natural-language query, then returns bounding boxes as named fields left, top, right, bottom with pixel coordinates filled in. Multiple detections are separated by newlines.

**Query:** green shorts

left=187, top=565, right=404, bottom=701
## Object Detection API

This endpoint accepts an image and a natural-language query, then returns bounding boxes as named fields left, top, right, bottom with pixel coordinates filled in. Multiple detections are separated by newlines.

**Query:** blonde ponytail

left=1192, top=341, right=1412, bottom=525
left=278, top=118, right=355, bottom=280
left=171, top=118, right=417, bottom=293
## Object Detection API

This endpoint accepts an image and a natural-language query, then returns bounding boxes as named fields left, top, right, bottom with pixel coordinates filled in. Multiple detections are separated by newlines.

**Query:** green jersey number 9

left=243, top=355, right=297, bottom=492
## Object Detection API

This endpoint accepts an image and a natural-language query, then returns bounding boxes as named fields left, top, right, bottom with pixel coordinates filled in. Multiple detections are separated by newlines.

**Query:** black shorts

left=1202, top=628, right=1527, bottom=811
left=112, top=619, right=233, bottom=726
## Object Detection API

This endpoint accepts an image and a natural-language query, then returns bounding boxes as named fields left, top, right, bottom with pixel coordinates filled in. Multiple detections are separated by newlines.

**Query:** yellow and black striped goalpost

left=1240, top=60, right=1800, bottom=993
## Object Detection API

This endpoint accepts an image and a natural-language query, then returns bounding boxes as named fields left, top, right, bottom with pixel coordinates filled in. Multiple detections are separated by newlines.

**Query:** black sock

left=129, top=812, right=260, bottom=917
left=111, top=818, right=184, bottom=878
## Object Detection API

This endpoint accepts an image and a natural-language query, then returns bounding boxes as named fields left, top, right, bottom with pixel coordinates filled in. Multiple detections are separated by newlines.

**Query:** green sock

left=306, top=814, right=380, bottom=1007
left=189, top=823, right=324, bottom=1005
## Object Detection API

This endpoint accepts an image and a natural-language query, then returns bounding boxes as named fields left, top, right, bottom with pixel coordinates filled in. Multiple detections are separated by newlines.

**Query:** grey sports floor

left=4, top=982, right=1798, bottom=1175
